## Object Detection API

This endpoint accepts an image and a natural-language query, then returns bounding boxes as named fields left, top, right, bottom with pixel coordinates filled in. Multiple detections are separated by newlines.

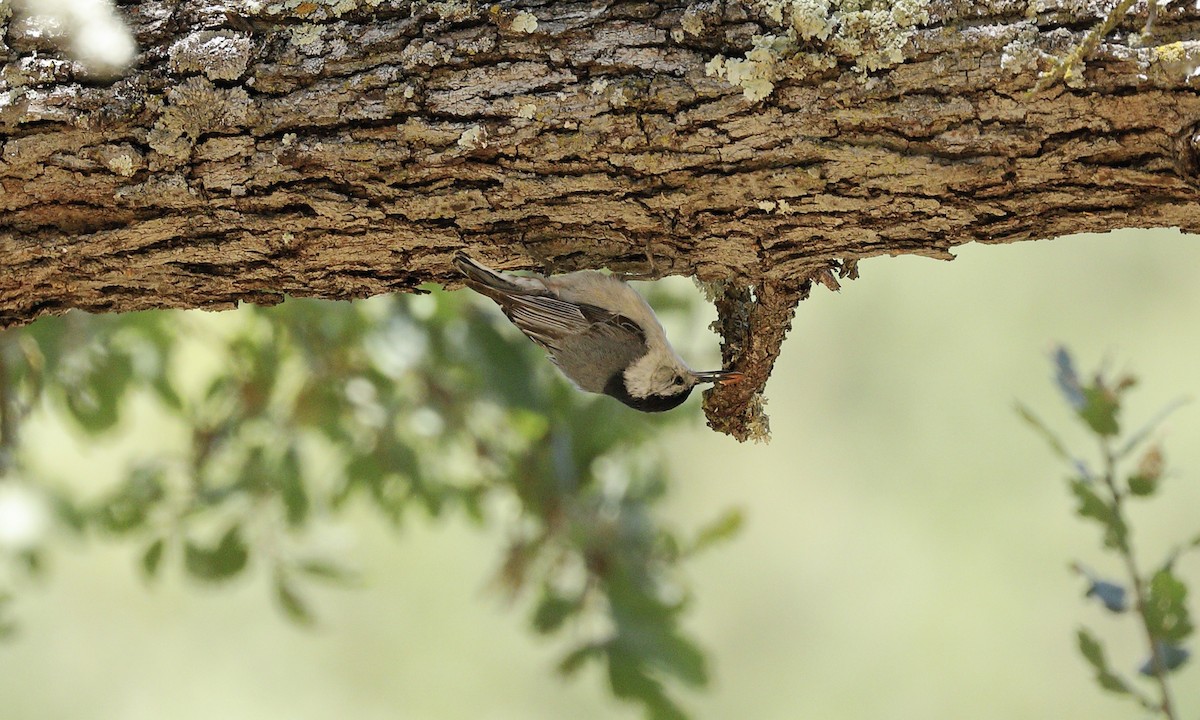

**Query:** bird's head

left=606, top=353, right=743, bottom=412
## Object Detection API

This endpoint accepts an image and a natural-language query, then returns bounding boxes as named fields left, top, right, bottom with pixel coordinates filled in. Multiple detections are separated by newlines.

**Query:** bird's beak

left=693, top=369, right=745, bottom=386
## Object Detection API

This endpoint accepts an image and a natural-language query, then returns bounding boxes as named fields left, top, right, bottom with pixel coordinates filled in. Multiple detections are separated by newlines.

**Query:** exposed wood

left=2, top=0, right=1199, bottom=437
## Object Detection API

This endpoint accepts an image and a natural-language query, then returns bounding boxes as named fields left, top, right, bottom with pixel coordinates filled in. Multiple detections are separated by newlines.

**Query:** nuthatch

left=456, top=254, right=742, bottom=412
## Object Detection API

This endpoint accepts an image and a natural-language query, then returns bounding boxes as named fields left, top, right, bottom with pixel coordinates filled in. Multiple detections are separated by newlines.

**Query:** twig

left=1035, top=0, right=1141, bottom=90
left=1099, top=440, right=1178, bottom=719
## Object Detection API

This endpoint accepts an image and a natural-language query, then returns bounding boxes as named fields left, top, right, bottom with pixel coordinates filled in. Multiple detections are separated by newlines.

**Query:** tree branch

left=3, top=0, right=1200, bottom=436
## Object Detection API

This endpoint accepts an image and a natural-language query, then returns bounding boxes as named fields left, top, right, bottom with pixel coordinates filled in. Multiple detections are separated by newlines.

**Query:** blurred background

left=2, top=228, right=1199, bottom=720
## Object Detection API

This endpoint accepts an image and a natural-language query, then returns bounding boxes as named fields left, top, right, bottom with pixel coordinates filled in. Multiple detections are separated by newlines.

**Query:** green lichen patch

left=701, top=0, right=931, bottom=101
left=168, top=31, right=254, bottom=81
left=1146, top=40, right=1200, bottom=86
left=457, top=123, right=488, bottom=149
left=487, top=5, right=542, bottom=38
left=147, top=77, right=256, bottom=162
left=262, top=0, right=386, bottom=20
left=93, top=143, right=144, bottom=177
left=0, top=0, right=10, bottom=55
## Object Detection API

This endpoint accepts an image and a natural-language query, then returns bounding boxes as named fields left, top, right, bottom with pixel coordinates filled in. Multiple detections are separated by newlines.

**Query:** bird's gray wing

left=503, top=294, right=592, bottom=349
left=503, top=296, right=647, bottom=392
left=546, top=310, right=648, bottom=393
left=503, top=295, right=639, bottom=349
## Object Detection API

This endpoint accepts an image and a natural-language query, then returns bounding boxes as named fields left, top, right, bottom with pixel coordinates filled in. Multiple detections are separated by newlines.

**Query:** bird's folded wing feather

left=505, top=294, right=585, bottom=346
left=550, top=312, right=649, bottom=392
left=504, top=296, right=641, bottom=348
left=502, top=296, right=648, bottom=392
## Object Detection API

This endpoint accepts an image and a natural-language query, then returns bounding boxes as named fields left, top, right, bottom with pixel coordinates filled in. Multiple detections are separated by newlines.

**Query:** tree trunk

left=2, top=0, right=1199, bottom=438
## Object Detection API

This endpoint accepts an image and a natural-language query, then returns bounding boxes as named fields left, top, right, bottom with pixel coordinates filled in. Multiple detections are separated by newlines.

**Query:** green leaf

left=1015, top=403, right=1069, bottom=459
left=1077, top=628, right=1104, bottom=668
left=151, top=375, right=184, bottom=413
left=341, top=453, right=384, bottom=504
left=1145, top=568, right=1193, bottom=643
left=1126, top=474, right=1158, bottom=496
left=296, top=559, right=357, bottom=585
left=184, top=526, right=249, bottom=582
left=1077, top=628, right=1133, bottom=695
left=457, top=484, right=488, bottom=524
left=276, top=574, right=315, bottom=627
left=607, top=649, right=664, bottom=701
left=49, top=492, right=87, bottom=533
left=234, top=446, right=270, bottom=495
left=1069, top=479, right=1127, bottom=550
left=606, top=651, right=688, bottom=720
left=687, top=507, right=744, bottom=556
left=559, top=643, right=604, bottom=676
left=142, top=539, right=165, bottom=579
left=279, top=447, right=309, bottom=527
left=653, top=633, right=708, bottom=688
left=509, top=409, right=550, bottom=442
left=532, top=590, right=580, bottom=634
left=1078, top=384, right=1121, bottom=436
left=292, top=380, right=339, bottom=435
left=93, top=466, right=165, bottom=535
left=1126, top=445, right=1164, bottom=497
left=62, top=348, right=134, bottom=434
left=204, top=375, right=238, bottom=405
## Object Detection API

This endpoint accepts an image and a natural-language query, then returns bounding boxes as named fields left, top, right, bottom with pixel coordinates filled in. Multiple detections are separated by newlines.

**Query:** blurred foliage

left=1019, top=347, right=1196, bottom=719
left=0, top=285, right=736, bottom=720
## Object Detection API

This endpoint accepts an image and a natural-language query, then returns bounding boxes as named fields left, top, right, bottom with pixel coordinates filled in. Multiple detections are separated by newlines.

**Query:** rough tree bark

left=1, top=0, right=1199, bottom=438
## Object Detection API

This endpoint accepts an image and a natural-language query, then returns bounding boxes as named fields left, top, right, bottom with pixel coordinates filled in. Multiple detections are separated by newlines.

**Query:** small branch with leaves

left=1018, top=347, right=1195, bottom=719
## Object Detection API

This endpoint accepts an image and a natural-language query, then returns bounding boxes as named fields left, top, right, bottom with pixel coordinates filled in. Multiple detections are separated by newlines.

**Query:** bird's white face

left=652, top=363, right=700, bottom=398
left=624, top=352, right=698, bottom=401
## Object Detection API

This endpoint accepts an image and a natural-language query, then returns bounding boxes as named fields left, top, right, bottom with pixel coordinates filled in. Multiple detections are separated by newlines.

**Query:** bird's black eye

left=672, top=376, right=684, bottom=386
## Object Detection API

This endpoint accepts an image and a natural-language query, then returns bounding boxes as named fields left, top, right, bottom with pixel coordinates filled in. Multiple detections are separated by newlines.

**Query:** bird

left=454, top=253, right=742, bottom=412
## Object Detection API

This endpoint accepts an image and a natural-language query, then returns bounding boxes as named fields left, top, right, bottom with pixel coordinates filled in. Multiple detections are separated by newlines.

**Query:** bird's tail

left=454, top=253, right=529, bottom=294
